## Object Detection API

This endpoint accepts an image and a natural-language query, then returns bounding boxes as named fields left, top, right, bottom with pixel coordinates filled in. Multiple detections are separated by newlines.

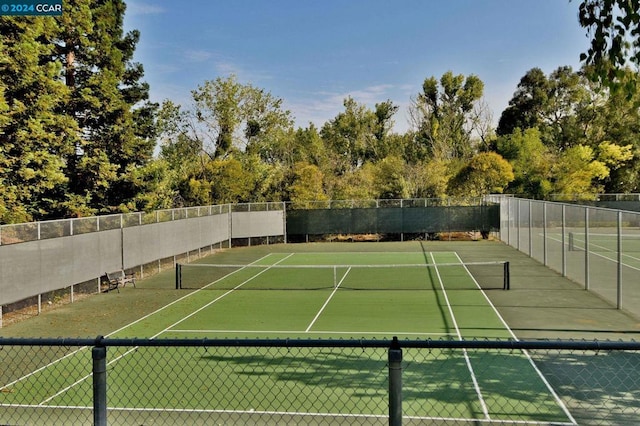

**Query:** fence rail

left=1, top=337, right=638, bottom=425
left=0, top=198, right=498, bottom=326
left=0, top=203, right=287, bottom=323
left=499, top=197, right=640, bottom=318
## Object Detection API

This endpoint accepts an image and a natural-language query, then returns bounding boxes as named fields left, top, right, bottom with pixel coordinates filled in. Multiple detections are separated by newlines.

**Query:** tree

left=370, top=100, right=399, bottom=160
left=288, top=163, right=327, bottom=208
left=497, top=68, right=549, bottom=136
left=157, top=100, right=202, bottom=169
left=327, top=165, right=376, bottom=201
left=0, top=16, right=76, bottom=222
left=448, top=152, right=514, bottom=197
left=410, top=71, right=484, bottom=161
left=243, top=87, right=294, bottom=163
left=371, top=156, right=409, bottom=199
left=191, top=75, right=245, bottom=159
left=320, top=97, right=379, bottom=173
left=292, top=124, right=329, bottom=169
left=128, top=159, right=177, bottom=211
left=497, top=66, right=593, bottom=150
left=405, top=160, right=450, bottom=199
left=575, top=0, right=640, bottom=93
left=496, top=128, right=553, bottom=198
left=191, top=75, right=293, bottom=160
left=208, top=157, right=255, bottom=203
left=56, top=0, right=157, bottom=215
left=552, top=145, right=609, bottom=197
left=159, top=77, right=294, bottom=205
left=584, top=69, right=640, bottom=191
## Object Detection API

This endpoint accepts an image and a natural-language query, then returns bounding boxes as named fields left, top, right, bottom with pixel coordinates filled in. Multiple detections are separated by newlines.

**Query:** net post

left=568, top=231, right=574, bottom=251
left=175, top=263, right=182, bottom=290
left=333, top=265, right=337, bottom=288
left=388, top=336, right=402, bottom=426
left=503, top=261, right=510, bottom=290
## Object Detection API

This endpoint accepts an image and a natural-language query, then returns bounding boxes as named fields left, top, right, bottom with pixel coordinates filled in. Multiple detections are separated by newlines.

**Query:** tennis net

left=175, top=261, right=510, bottom=291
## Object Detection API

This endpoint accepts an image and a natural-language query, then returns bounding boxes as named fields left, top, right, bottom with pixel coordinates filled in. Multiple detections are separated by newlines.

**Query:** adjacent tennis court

left=1, top=248, right=577, bottom=424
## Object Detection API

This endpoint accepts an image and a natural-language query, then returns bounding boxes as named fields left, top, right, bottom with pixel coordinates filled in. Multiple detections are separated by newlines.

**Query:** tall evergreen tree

left=0, top=16, right=77, bottom=222
left=0, top=1, right=156, bottom=221
left=55, top=0, right=157, bottom=214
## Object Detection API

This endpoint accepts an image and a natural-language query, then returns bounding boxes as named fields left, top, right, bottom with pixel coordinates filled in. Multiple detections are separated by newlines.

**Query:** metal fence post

left=543, top=202, right=548, bottom=266
left=388, top=336, right=402, bottom=426
left=93, top=338, right=107, bottom=426
left=561, top=204, right=566, bottom=276
left=585, top=207, right=590, bottom=290
left=617, top=210, right=622, bottom=309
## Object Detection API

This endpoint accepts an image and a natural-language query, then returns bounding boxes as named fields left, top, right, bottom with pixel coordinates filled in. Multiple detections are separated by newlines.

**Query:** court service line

left=36, top=253, right=288, bottom=406
left=106, top=254, right=277, bottom=336
left=429, top=252, right=491, bottom=421
left=159, top=253, right=295, bottom=335
left=299, top=266, right=350, bottom=332
left=453, top=252, right=577, bottom=425
left=2, top=253, right=275, bottom=398
left=568, top=234, right=640, bottom=263
left=581, top=241, right=640, bottom=268
left=546, top=234, right=640, bottom=271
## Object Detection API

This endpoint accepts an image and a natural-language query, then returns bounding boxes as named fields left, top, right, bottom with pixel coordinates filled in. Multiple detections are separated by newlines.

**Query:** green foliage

left=597, top=141, right=633, bottom=167
left=289, top=163, right=328, bottom=207
left=327, top=166, right=375, bottom=201
left=497, top=66, right=592, bottom=150
left=411, top=71, right=484, bottom=161
left=575, top=0, right=640, bottom=94
left=405, top=160, right=450, bottom=199
left=372, top=156, right=410, bottom=199
left=585, top=70, right=640, bottom=191
left=3, top=0, right=640, bottom=225
left=496, top=128, right=553, bottom=198
left=320, top=97, right=380, bottom=172
left=191, top=75, right=293, bottom=160
left=552, top=145, right=608, bottom=196
left=449, top=152, right=514, bottom=197
left=56, top=0, right=157, bottom=215
left=497, top=69, right=547, bottom=137
left=0, top=16, right=75, bottom=222
left=128, top=160, right=177, bottom=211
left=0, top=0, right=156, bottom=221
left=208, top=157, right=255, bottom=204
left=292, top=124, right=329, bottom=168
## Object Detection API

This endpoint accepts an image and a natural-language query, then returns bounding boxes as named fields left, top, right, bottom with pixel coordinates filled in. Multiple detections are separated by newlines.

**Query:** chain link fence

left=1, top=337, right=638, bottom=425
left=499, top=197, right=640, bottom=318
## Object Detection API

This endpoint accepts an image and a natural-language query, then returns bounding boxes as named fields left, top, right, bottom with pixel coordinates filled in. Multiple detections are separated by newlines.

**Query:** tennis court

left=1, top=248, right=578, bottom=425
left=567, top=231, right=640, bottom=268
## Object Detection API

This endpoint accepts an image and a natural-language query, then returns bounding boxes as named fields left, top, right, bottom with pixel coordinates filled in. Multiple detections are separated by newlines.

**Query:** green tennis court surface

left=567, top=231, right=640, bottom=269
left=1, top=250, right=576, bottom=424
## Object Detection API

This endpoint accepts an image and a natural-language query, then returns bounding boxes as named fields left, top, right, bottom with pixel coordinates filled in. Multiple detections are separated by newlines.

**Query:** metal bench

left=105, top=270, right=136, bottom=293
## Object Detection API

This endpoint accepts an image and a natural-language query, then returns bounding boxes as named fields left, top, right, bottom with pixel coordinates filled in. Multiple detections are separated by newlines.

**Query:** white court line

left=453, top=252, right=577, bottom=425
left=0, top=403, right=574, bottom=425
left=34, top=253, right=288, bottom=406
left=160, top=253, right=294, bottom=334
left=169, top=329, right=452, bottom=337
left=0, top=253, right=273, bottom=396
left=428, top=252, right=490, bottom=421
left=546, top=233, right=640, bottom=271
left=305, top=267, right=351, bottom=332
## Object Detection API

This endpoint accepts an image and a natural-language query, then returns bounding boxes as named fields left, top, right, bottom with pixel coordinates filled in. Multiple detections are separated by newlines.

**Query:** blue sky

left=123, top=1, right=588, bottom=133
